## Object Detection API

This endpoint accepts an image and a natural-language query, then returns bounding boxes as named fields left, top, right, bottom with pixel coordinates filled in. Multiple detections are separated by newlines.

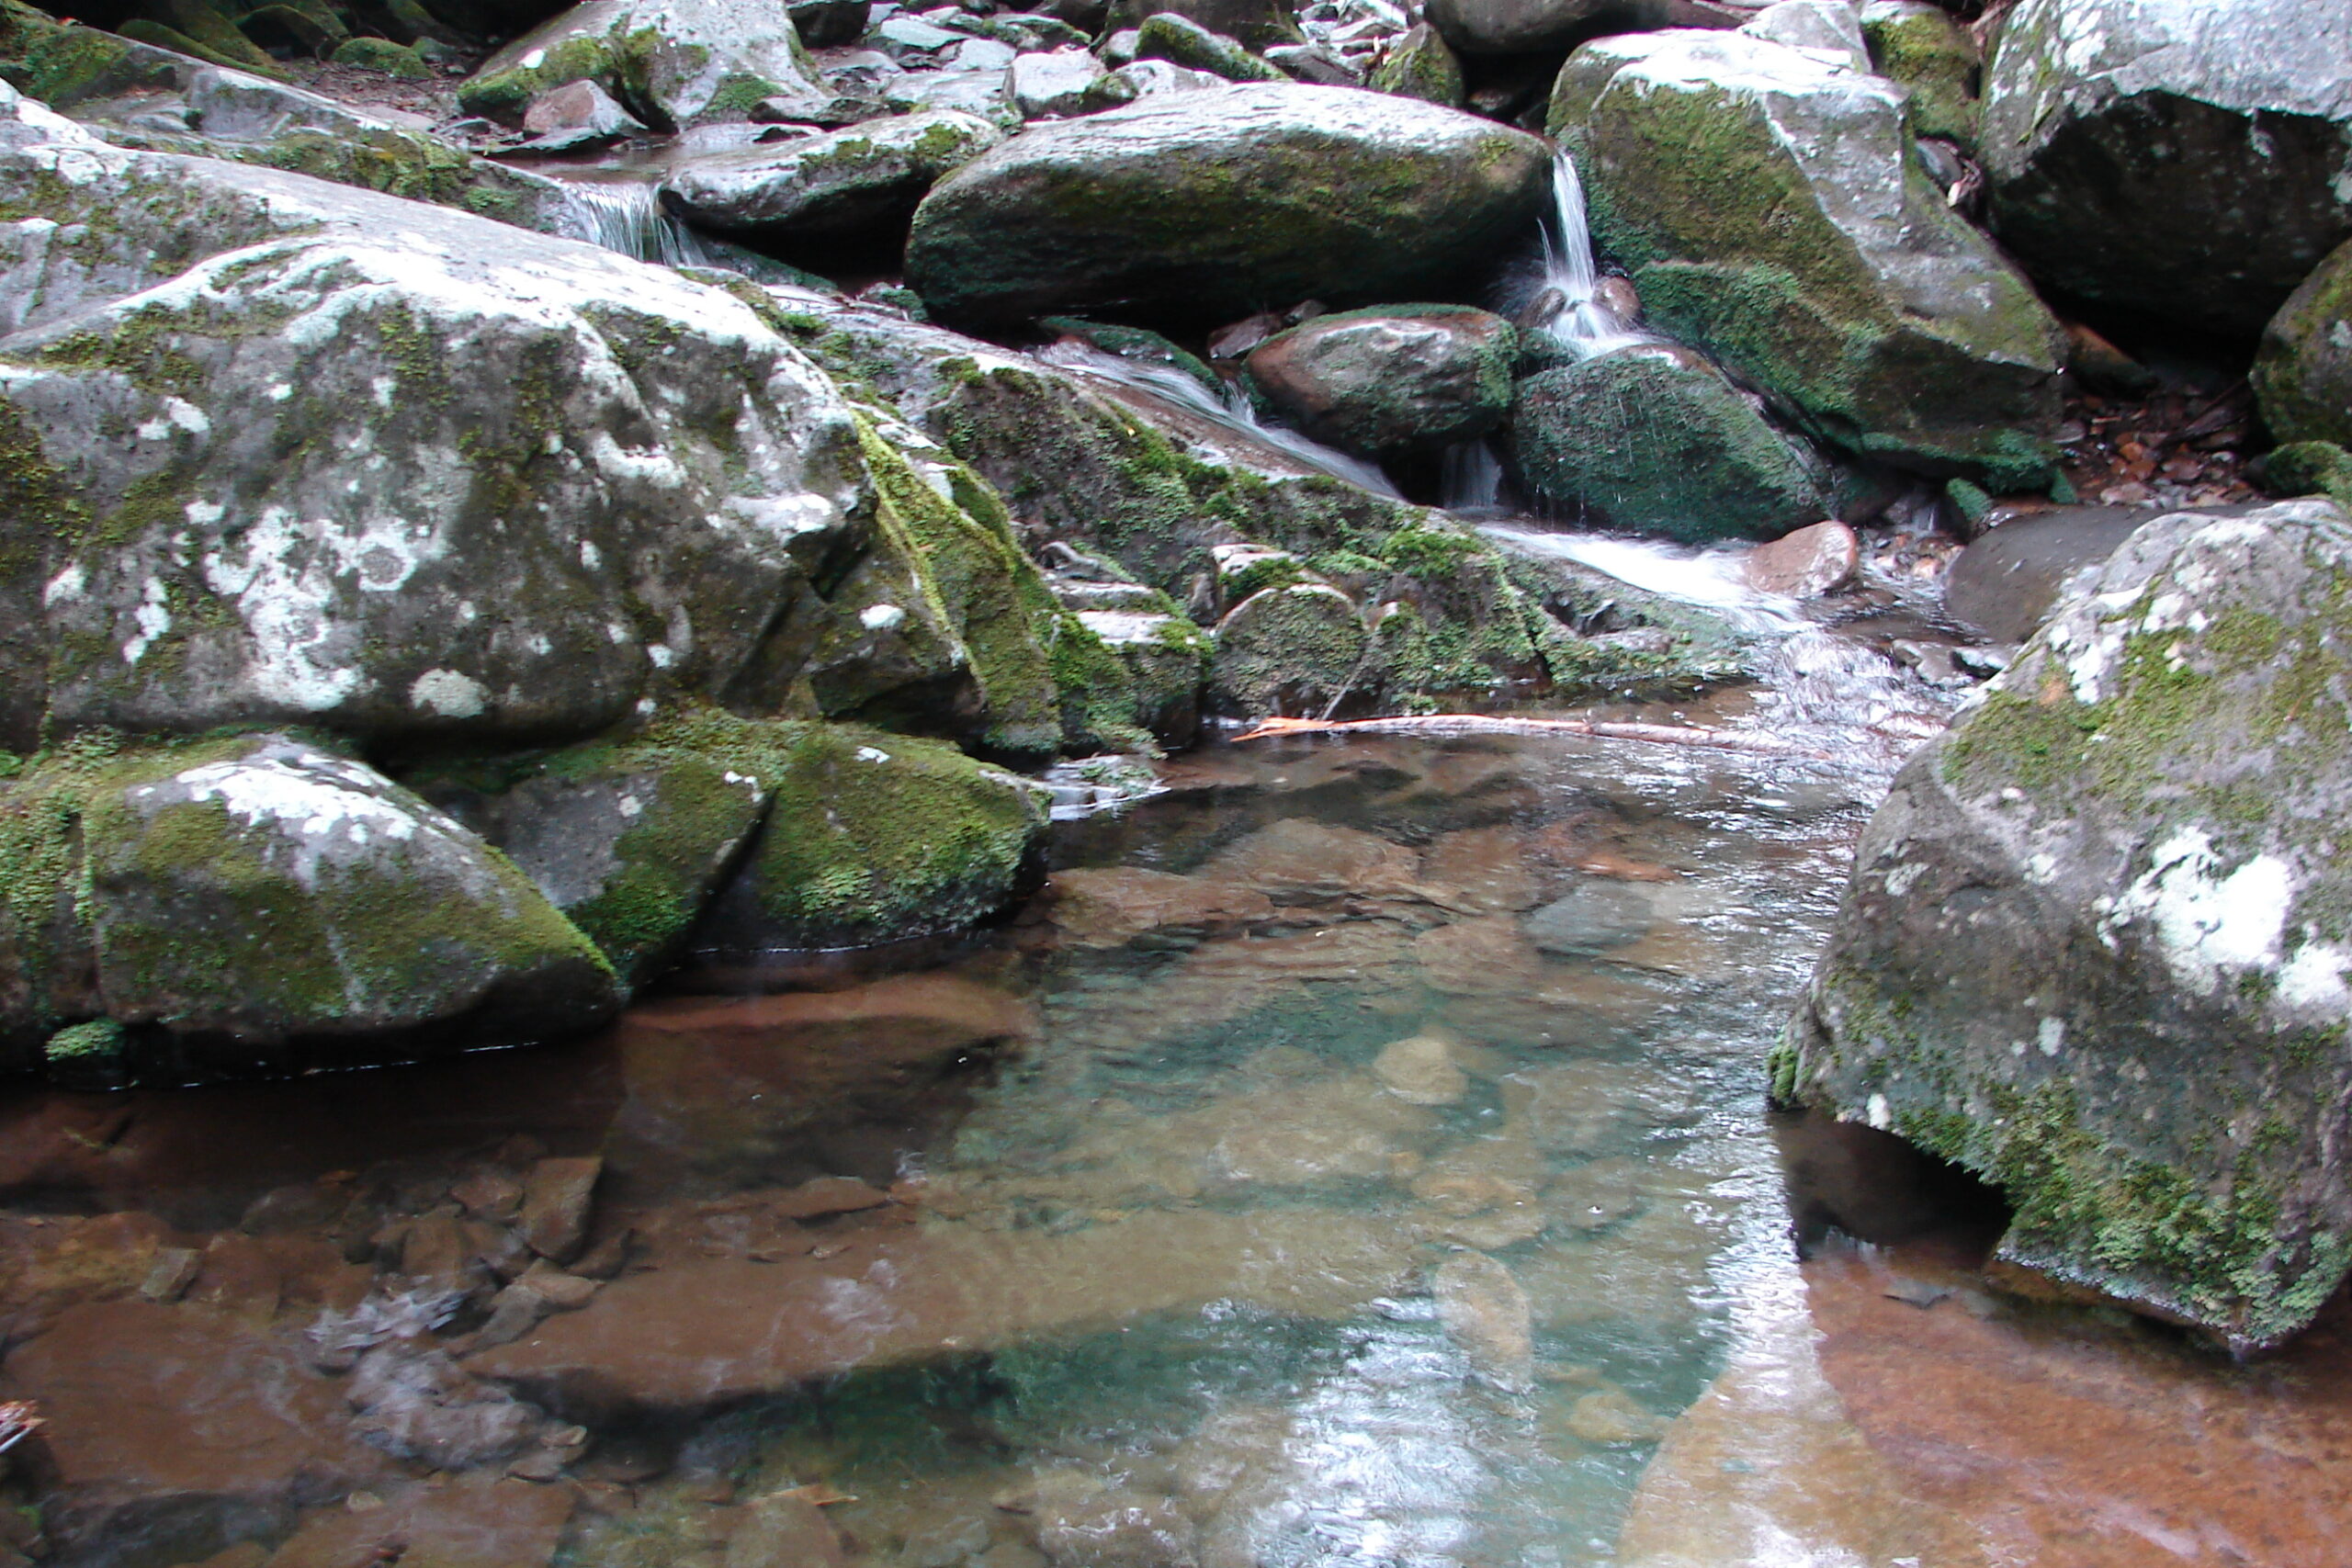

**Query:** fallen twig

left=1229, top=713, right=1833, bottom=758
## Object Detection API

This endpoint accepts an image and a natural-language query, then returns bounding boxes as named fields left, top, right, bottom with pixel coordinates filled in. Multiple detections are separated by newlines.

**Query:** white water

left=1035, top=339, right=1403, bottom=498
left=1483, top=523, right=1804, bottom=635
left=555, top=177, right=723, bottom=269
left=1533, top=152, right=1654, bottom=360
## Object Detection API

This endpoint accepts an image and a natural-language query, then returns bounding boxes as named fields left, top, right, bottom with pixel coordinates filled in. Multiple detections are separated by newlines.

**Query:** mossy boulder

left=1101, top=0, right=1300, bottom=51
left=660, top=109, right=1003, bottom=246
left=1858, top=0, right=1980, bottom=148
left=458, top=0, right=827, bottom=130
left=1367, top=23, right=1463, bottom=108
left=904, top=84, right=1552, bottom=326
left=424, top=734, right=770, bottom=990
left=691, top=720, right=1046, bottom=953
left=0, top=732, right=620, bottom=1079
left=2253, top=237, right=2352, bottom=449
left=1981, top=0, right=2352, bottom=340
left=1781, top=498, right=2352, bottom=1352
left=1244, top=305, right=1516, bottom=457
left=8, top=39, right=588, bottom=240
left=1133, top=15, right=1283, bottom=83
left=330, top=37, right=429, bottom=76
left=1510, top=344, right=1832, bottom=543
left=1209, top=581, right=1367, bottom=716
left=1549, top=28, right=2065, bottom=486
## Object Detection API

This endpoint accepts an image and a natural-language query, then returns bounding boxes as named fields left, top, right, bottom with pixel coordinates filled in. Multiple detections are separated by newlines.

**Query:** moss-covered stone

left=658, top=109, right=1002, bottom=245
left=1367, top=23, right=1462, bottom=107
left=459, top=0, right=824, bottom=130
left=1784, top=498, right=2352, bottom=1351
left=687, top=715, right=1046, bottom=952
left=1511, top=344, right=1832, bottom=543
left=1549, top=30, right=2064, bottom=486
left=906, top=83, right=1552, bottom=326
left=330, top=37, right=430, bottom=76
left=2253, top=236, right=2352, bottom=449
left=1859, top=0, right=1980, bottom=149
left=1134, top=14, right=1283, bottom=83
left=1210, top=581, right=1367, bottom=716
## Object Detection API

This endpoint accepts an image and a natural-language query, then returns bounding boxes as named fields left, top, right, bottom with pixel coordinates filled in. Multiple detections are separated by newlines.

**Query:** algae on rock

left=1783, top=498, right=2352, bottom=1351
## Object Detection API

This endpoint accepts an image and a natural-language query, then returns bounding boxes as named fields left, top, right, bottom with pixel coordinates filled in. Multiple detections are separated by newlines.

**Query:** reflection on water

left=1, top=723, right=2348, bottom=1567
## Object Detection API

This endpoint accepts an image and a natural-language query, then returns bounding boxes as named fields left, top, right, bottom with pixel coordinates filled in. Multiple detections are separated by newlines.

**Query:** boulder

left=905, top=84, right=1552, bottom=325
left=1780, top=498, right=2352, bottom=1352
left=0, top=735, right=620, bottom=1076
left=1210, top=581, right=1368, bottom=715
left=1980, top=0, right=2352, bottom=339
left=1745, top=518, right=1857, bottom=598
left=426, top=738, right=772, bottom=989
left=660, top=110, right=1003, bottom=244
left=1738, top=0, right=1869, bottom=71
left=1244, top=305, right=1515, bottom=457
left=1858, top=0, right=1980, bottom=147
left=1425, top=0, right=1608, bottom=58
left=1550, top=29, right=2066, bottom=487
left=2253, top=237, right=2352, bottom=449
left=1101, top=0, right=1301, bottom=51
left=1940, top=504, right=2150, bottom=642
left=1007, top=48, right=1126, bottom=118
left=690, top=722, right=1047, bottom=953
left=0, top=131, right=1070, bottom=759
left=1134, top=13, right=1284, bottom=83
left=1511, top=344, right=1833, bottom=543
left=458, top=0, right=829, bottom=129
left=1367, top=22, right=1464, bottom=107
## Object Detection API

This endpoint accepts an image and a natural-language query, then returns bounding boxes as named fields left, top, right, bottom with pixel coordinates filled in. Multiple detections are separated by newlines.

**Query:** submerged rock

left=458, top=0, right=829, bottom=129
left=1781, top=498, right=2352, bottom=1351
left=1511, top=344, right=1832, bottom=543
left=1551, top=29, right=2065, bottom=487
left=1244, top=305, right=1516, bottom=457
left=1981, top=0, right=2352, bottom=339
left=660, top=109, right=1004, bottom=244
left=2254, top=236, right=2352, bottom=450
left=905, top=84, right=1551, bottom=325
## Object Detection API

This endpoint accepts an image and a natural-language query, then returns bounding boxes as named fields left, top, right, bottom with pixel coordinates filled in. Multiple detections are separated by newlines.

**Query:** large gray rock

left=1981, top=0, right=2352, bottom=339
left=1511, top=343, right=1832, bottom=543
left=458, top=0, right=830, bottom=129
left=1781, top=498, right=2352, bottom=1352
left=905, top=84, right=1552, bottom=325
left=1550, top=28, right=2066, bottom=487
left=0, top=123, right=1071, bottom=759
left=0, top=734, right=620, bottom=1077
left=1243, top=305, right=1517, bottom=457
left=659, top=110, right=1003, bottom=244
left=1858, top=0, right=1980, bottom=147
left=2253, top=236, right=2352, bottom=450
left=1941, top=505, right=2147, bottom=642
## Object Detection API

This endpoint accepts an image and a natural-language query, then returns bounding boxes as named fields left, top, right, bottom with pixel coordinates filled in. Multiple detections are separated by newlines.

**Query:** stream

left=6, top=572, right=2350, bottom=1567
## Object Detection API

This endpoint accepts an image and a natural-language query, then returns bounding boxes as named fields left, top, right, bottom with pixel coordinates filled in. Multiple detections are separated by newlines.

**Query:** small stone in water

left=1744, top=519, right=1859, bottom=599
left=1433, top=1251, right=1532, bottom=1391
left=903, top=1515, right=992, bottom=1567
left=139, top=1246, right=200, bottom=1302
left=774, top=1175, right=892, bottom=1218
left=1565, top=1387, right=1669, bottom=1447
left=518, top=1157, right=602, bottom=1263
left=1374, top=1033, right=1466, bottom=1104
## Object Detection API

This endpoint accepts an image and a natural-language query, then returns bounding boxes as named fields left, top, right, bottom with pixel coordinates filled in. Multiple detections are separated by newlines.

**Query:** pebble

left=1374, top=1033, right=1467, bottom=1104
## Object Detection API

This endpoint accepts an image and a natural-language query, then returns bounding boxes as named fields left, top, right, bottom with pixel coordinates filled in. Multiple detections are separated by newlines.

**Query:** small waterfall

left=1035, top=340, right=1402, bottom=498
left=556, top=178, right=721, bottom=269
left=1483, top=523, right=1803, bottom=635
left=1533, top=152, right=1654, bottom=359
left=1440, top=438, right=1505, bottom=513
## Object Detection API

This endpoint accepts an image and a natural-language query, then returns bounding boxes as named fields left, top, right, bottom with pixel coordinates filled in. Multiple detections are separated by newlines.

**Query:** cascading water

left=1532, top=152, right=1653, bottom=359
left=1035, top=339, right=1403, bottom=498
left=553, top=176, right=722, bottom=269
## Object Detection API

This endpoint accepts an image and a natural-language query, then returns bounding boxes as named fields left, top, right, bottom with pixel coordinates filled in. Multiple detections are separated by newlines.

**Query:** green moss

left=329, top=36, right=430, bottom=76
left=458, top=34, right=624, bottom=124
